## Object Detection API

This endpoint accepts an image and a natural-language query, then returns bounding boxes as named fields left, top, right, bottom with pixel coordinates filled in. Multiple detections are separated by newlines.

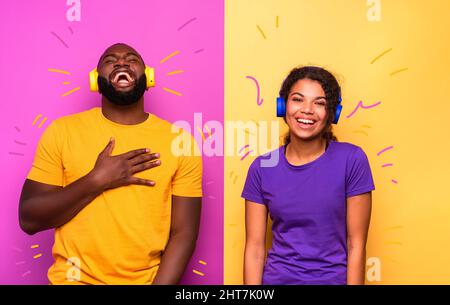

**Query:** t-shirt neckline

left=96, top=107, right=152, bottom=128
left=281, top=141, right=335, bottom=170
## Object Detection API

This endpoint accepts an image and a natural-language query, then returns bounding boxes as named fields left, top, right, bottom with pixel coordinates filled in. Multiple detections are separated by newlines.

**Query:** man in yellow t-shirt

left=19, top=43, right=202, bottom=285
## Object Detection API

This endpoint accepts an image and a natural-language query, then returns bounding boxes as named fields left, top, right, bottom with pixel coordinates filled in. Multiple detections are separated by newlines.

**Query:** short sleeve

left=172, top=135, right=203, bottom=197
left=241, top=158, right=266, bottom=205
left=27, top=121, right=64, bottom=186
left=346, top=147, right=375, bottom=198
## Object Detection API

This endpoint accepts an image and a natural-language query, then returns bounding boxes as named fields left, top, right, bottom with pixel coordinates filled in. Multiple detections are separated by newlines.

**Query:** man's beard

left=98, top=74, right=147, bottom=106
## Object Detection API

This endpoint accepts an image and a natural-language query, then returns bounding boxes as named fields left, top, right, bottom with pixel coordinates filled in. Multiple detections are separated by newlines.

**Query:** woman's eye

left=316, top=101, right=326, bottom=106
left=293, top=98, right=303, bottom=102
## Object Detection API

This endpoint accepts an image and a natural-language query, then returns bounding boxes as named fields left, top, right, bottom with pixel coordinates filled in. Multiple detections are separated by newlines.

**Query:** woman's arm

left=244, top=200, right=268, bottom=285
left=346, top=192, right=372, bottom=285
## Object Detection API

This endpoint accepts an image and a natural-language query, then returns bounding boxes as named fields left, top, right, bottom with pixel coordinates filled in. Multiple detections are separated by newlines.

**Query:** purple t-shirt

left=241, top=141, right=375, bottom=285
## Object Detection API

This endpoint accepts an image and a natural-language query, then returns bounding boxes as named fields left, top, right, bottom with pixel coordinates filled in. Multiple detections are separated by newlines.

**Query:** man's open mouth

left=110, top=70, right=136, bottom=88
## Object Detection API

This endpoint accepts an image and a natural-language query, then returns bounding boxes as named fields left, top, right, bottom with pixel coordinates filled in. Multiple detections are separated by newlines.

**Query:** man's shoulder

left=52, top=107, right=99, bottom=127
left=148, top=113, right=172, bottom=129
left=149, top=113, right=194, bottom=136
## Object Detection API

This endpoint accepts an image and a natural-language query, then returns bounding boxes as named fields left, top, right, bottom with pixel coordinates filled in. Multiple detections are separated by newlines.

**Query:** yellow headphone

left=89, top=66, right=155, bottom=92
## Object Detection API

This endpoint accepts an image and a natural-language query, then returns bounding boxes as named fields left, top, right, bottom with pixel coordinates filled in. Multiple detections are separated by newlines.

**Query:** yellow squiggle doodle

left=250, top=120, right=260, bottom=128
left=32, top=115, right=47, bottom=129
left=385, top=241, right=403, bottom=246
left=61, top=86, right=80, bottom=97
left=193, top=269, right=205, bottom=276
left=32, top=115, right=42, bottom=126
left=204, top=124, right=212, bottom=138
left=383, top=225, right=404, bottom=231
left=390, top=68, right=409, bottom=76
left=167, top=70, right=184, bottom=76
left=163, top=87, right=182, bottom=96
left=370, top=48, right=393, bottom=64
left=160, top=50, right=180, bottom=64
left=353, top=130, right=369, bottom=136
left=256, top=25, right=266, bottom=39
left=48, top=68, right=71, bottom=75
left=197, top=127, right=205, bottom=142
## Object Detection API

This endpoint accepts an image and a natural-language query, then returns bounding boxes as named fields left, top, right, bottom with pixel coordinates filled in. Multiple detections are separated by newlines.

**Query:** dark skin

left=19, top=43, right=202, bottom=285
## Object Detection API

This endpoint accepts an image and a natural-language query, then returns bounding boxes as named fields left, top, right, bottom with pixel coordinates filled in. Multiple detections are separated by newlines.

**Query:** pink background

left=0, top=0, right=223, bottom=284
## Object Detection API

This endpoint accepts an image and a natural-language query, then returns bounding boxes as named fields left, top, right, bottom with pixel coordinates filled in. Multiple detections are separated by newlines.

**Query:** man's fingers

left=107, top=137, right=115, bottom=155
left=128, top=177, right=156, bottom=187
left=100, top=137, right=115, bottom=156
left=129, top=153, right=160, bottom=166
left=130, top=160, right=161, bottom=174
left=121, top=148, right=150, bottom=160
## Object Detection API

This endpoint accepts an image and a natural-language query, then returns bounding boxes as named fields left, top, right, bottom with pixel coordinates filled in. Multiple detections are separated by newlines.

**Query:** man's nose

left=114, top=58, right=129, bottom=68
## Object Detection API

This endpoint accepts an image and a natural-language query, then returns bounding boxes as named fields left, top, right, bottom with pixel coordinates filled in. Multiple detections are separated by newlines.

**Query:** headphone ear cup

left=276, top=97, right=286, bottom=117
left=89, top=68, right=99, bottom=92
left=145, top=66, right=155, bottom=88
left=333, top=104, right=343, bottom=124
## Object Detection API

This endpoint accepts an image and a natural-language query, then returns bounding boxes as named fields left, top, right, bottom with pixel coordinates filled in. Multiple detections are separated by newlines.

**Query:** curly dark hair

left=279, top=66, right=341, bottom=144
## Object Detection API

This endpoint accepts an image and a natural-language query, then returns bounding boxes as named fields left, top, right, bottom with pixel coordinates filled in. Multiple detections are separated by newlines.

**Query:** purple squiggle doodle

left=246, top=76, right=264, bottom=106
left=346, top=100, right=381, bottom=119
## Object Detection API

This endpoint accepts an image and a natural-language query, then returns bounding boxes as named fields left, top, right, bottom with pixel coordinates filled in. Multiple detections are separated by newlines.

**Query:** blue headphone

left=276, top=95, right=343, bottom=124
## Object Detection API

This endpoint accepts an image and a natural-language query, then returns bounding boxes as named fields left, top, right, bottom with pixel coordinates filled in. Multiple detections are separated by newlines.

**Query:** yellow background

left=225, top=0, right=450, bottom=284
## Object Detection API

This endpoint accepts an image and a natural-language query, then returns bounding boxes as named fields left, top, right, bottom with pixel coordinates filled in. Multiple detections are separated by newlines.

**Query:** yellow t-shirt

left=27, top=107, right=202, bottom=284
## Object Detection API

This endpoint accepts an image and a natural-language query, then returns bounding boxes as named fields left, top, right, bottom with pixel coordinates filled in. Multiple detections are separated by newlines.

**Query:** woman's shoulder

left=330, top=141, right=369, bottom=163
left=248, top=146, right=284, bottom=170
left=331, top=141, right=365, bottom=154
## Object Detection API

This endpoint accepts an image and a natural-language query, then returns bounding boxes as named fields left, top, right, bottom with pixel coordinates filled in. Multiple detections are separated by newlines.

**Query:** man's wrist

left=84, top=171, right=106, bottom=195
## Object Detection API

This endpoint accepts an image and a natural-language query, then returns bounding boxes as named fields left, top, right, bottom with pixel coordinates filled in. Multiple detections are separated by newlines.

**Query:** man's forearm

left=152, top=232, right=197, bottom=285
left=20, top=173, right=104, bottom=234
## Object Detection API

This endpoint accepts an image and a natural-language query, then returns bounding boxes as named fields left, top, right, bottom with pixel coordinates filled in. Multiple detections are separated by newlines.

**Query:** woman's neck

left=285, top=135, right=327, bottom=166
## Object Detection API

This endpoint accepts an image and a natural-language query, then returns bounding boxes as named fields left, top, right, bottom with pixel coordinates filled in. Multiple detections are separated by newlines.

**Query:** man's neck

left=101, top=98, right=148, bottom=125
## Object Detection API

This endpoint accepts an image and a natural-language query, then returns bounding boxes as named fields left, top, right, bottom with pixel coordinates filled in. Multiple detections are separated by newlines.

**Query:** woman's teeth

left=296, top=118, right=315, bottom=125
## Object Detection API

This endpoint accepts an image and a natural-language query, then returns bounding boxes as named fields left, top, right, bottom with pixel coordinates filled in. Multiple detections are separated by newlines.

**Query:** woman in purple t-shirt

left=242, top=66, right=375, bottom=285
